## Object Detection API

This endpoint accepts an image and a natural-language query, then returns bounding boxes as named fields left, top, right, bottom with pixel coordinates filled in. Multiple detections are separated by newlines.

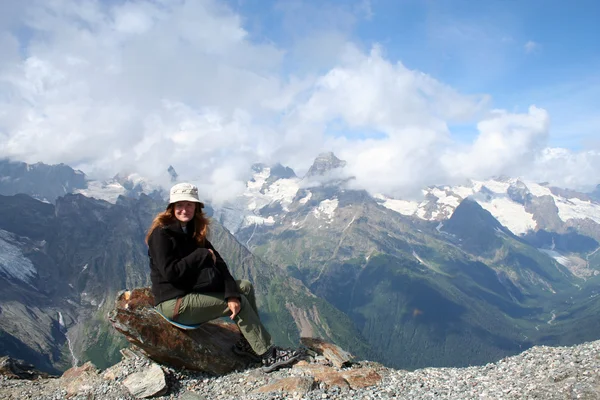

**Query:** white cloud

left=441, top=106, right=550, bottom=180
left=0, top=0, right=596, bottom=204
left=524, top=40, right=538, bottom=53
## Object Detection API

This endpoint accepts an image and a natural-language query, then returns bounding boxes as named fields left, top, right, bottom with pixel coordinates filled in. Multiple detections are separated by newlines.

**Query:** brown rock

left=292, top=362, right=381, bottom=390
left=315, top=371, right=351, bottom=389
left=341, top=367, right=382, bottom=389
left=108, top=288, right=249, bottom=375
left=60, top=361, right=102, bottom=396
left=293, top=363, right=349, bottom=389
left=253, top=376, right=315, bottom=395
left=300, top=337, right=354, bottom=368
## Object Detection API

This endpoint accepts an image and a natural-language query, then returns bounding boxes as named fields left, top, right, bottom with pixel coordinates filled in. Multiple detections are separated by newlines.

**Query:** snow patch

left=58, top=312, right=65, bottom=328
left=436, top=222, right=444, bottom=232
left=538, top=249, right=574, bottom=267
left=477, top=196, right=536, bottom=235
left=412, top=251, right=425, bottom=264
left=75, top=181, right=126, bottom=203
left=453, top=185, right=476, bottom=199
left=263, top=179, right=299, bottom=211
left=247, top=168, right=270, bottom=191
left=244, top=215, right=275, bottom=226
left=478, top=180, right=511, bottom=194
left=299, top=191, right=312, bottom=204
left=431, top=188, right=462, bottom=208
left=313, top=199, right=338, bottom=221
left=555, top=197, right=600, bottom=225
left=527, top=182, right=552, bottom=197
left=380, top=198, right=419, bottom=216
left=0, top=230, right=37, bottom=283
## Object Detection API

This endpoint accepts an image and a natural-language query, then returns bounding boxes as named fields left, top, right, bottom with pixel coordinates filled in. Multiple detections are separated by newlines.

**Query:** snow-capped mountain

left=212, top=154, right=600, bottom=282
left=221, top=154, right=600, bottom=370
left=215, top=156, right=600, bottom=239
left=0, top=159, right=166, bottom=204
left=0, top=159, right=87, bottom=203
left=74, top=172, right=164, bottom=203
left=214, top=152, right=347, bottom=233
left=376, top=178, right=600, bottom=237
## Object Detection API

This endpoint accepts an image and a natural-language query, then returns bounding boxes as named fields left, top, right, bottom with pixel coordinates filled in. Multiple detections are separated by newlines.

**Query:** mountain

left=214, top=153, right=600, bottom=370
left=376, top=177, right=600, bottom=239
left=3, top=156, right=600, bottom=374
left=375, top=177, right=600, bottom=279
left=0, top=159, right=165, bottom=204
left=305, top=152, right=347, bottom=177
left=0, top=159, right=87, bottom=203
left=0, top=191, right=370, bottom=373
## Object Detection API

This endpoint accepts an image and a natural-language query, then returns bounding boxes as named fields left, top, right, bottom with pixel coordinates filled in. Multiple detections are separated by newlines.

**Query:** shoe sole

left=261, top=353, right=301, bottom=373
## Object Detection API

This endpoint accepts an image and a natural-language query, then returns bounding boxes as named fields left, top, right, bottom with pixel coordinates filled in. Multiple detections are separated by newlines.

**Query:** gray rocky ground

left=1, top=339, right=600, bottom=399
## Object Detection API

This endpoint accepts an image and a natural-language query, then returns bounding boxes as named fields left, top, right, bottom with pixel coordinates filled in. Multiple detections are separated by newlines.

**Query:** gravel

left=1, top=340, right=599, bottom=399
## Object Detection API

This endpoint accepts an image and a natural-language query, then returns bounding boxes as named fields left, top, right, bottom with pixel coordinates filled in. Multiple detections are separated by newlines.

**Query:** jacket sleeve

left=206, top=239, right=240, bottom=300
left=148, top=228, right=214, bottom=284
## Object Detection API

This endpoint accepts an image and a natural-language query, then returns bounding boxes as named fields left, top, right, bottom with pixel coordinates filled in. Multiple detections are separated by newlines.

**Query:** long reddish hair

left=145, top=203, right=210, bottom=245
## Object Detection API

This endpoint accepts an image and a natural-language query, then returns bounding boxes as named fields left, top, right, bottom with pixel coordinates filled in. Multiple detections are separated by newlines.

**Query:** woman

left=146, top=182, right=299, bottom=372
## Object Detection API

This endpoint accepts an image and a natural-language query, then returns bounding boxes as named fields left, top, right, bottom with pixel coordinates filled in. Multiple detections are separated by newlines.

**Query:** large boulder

left=108, top=288, right=249, bottom=375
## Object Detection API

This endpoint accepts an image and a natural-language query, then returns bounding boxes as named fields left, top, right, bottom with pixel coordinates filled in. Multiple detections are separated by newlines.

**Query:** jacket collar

left=164, top=219, right=195, bottom=236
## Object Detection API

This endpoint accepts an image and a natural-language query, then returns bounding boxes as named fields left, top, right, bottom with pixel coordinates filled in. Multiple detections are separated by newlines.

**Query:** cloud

left=0, top=0, right=596, bottom=204
left=441, top=106, right=549, bottom=179
left=529, top=148, right=600, bottom=191
left=524, top=40, right=538, bottom=53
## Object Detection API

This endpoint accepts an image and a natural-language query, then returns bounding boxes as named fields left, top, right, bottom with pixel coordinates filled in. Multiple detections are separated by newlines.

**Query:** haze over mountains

left=1, top=155, right=600, bottom=374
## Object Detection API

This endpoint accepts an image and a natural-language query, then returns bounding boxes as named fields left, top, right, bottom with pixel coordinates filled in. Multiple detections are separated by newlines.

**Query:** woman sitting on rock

left=146, top=182, right=300, bottom=373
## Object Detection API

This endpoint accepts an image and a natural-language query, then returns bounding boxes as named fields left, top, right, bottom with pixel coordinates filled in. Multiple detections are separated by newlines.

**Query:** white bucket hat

left=169, top=183, right=202, bottom=205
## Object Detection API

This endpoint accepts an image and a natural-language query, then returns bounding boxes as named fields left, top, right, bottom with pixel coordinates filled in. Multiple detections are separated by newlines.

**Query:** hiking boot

left=232, top=337, right=261, bottom=362
left=260, top=346, right=302, bottom=373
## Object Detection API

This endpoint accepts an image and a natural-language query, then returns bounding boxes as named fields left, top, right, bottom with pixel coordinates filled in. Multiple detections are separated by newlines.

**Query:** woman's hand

left=208, top=249, right=216, bottom=264
left=227, top=297, right=241, bottom=320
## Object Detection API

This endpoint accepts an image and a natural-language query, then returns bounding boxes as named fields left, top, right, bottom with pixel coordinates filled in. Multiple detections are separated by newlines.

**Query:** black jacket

left=147, top=220, right=240, bottom=305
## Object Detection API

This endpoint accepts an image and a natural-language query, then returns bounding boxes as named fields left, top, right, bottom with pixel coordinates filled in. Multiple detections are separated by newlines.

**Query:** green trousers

left=156, top=279, right=272, bottom=355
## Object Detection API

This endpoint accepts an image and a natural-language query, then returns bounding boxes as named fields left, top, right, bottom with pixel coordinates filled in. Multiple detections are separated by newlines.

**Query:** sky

left=0, top=0, right=599, bottom=202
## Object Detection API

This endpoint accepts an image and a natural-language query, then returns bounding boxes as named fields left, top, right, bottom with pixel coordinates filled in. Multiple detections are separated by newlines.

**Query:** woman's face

left=173, top=201, right=196, bottom=224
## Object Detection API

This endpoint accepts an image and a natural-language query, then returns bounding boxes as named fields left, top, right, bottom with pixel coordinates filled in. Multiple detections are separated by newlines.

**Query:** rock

left=108, top=288, right=249, bottom=375
left=292, top=362, right=381, bottom=390
left=178, top=391, right=208, bottom=400
left=0, top=356, right=53, bottom=380
left=253, top=376, right=315, bottom=395
left=60, top=361, right=102, bottom=396
left=300, top=337, right=354, bottom=368
left=122, top=363, right=167, bottom=398
left=341, top=367, right=382, bottom=389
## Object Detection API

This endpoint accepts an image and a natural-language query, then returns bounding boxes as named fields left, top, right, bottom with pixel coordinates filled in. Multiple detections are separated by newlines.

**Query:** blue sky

left=229, top=0, right=600, bottom=148
left=0, top=0, right=598, bottom=198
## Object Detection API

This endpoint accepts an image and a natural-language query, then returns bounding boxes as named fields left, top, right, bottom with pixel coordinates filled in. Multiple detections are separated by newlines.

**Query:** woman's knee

left=237, top=279, right=253, bottom=296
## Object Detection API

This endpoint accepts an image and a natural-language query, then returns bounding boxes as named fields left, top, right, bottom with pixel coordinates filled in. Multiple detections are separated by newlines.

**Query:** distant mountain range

left=1, top=156, right=600, bottom=372
left=0, top=158, right=369, bottom=374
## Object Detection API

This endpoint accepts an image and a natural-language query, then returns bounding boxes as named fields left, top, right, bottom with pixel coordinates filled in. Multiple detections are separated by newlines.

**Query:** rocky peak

left=269, top=163, right=297, bottom=180
left=0, top=159, right=87, bottom=203
left=167, top=165, right=178, bottom=182
left=250, top=163, right=267, bottom=174
left=443, top=198, right=511, bottom=255
left=305, top=152, right=346, bottom=178
left=507, top=179, right=532, bottom=205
